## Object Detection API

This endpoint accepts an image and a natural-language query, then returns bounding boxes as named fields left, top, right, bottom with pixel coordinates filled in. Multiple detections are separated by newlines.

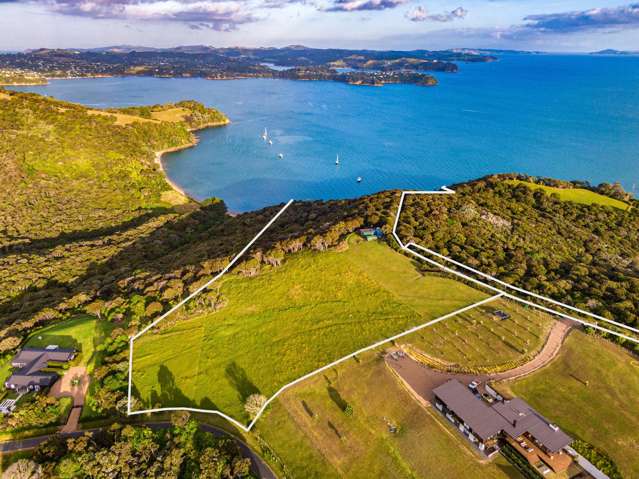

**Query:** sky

left=0, top=1, right=638, bottom=52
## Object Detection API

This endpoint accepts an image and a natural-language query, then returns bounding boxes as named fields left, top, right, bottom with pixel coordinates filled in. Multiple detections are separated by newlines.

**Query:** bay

left=14, top=54, right=639, bottom=212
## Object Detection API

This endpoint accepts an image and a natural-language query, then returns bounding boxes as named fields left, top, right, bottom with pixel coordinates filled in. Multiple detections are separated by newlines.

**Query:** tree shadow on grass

left=149, top=365, right=194, bottom=407
left=327, top=386, right=347, bottom=411
left=144, top=365, right=220, bottom=412
left=225, top=361, right=260, bottom=403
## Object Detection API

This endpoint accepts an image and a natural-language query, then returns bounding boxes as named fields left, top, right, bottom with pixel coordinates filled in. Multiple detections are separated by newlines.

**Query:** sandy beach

left=154, top=119, right=230, bottom=202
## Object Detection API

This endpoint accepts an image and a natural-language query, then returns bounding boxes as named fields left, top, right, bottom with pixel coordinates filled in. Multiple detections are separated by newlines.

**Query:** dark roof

left=6, top=372, right=58, bottom=388
left=12, top=347, right=76, bottom=366
left=492, top=398, right=572, bottom=452
left=434, top=380, right=572, bottom=452
left=6, top=347, right=75, bottom=390
left=433, top=379, right=505, bottom=441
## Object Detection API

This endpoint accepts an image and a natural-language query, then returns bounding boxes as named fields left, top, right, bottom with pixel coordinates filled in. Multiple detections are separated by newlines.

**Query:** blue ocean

left=14, top=54, right=639, bottom=212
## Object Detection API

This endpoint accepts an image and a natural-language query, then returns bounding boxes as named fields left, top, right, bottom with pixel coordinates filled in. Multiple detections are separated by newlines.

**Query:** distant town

left=0, top=45, right=497, bottom=87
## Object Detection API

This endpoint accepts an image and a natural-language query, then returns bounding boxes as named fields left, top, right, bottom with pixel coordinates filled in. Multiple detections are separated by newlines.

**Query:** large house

left=433, top=379, right=573, bottom=474
left=5, top=346, right=76, bottom=393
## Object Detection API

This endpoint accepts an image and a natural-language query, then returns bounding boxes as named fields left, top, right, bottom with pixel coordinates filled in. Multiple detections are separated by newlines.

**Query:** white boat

left=278, top=153, right=284, bottom=159
left=268, top=139, right=273, bottom=145
left=335, top=154, right=340, bottom=165
left=261, top=128, right=268, bottom=141
left=356, top=176, right=362, bottom=183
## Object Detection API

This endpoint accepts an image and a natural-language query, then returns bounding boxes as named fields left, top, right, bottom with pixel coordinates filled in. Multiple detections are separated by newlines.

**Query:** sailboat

left=278, top=153, right=284, bottom=159
left=268, top=139, right=273, bottom=145
left=335, top=154, right=340, bottom=165
left=356, top=176, right=362, bottom=183
left=261, top=128, right=268, bottom=141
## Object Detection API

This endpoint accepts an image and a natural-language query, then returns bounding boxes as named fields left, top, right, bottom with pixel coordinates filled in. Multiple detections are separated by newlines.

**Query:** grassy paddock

left=132, top=240, right=488, bottom=423
left=506, top=180, right=630, bottom=210
left=501, top=331, right=639, bottom=478
left=255, top=351, right=521, bottom=478
left=402, top=298, right=554, bottom=372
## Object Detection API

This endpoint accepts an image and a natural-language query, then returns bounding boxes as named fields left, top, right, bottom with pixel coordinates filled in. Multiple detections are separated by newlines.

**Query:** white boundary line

left=246, top=292, right=503, bottom=429
left=130, top=293, right=503, bottom=431
left=126, top=188, right=501, bottom=431
left=393, top=189, right=639, bottom=345
left=127, top=200, right=294, bottom=419
left=410, top=243, right=639, bottom=335
left=128, top=184, right=638, bottom=432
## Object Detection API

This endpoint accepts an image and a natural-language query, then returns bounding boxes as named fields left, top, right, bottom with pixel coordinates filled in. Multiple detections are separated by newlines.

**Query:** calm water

left=14, top=55, right=639, bottom=211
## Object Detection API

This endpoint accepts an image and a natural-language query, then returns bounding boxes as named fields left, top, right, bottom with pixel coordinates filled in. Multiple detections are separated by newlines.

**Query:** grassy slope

left=0, top=360, right=11, bottom=387
left=256, top=352, right=520, bottom=479
left=503, top=331, right=639, bottom=478
left=506, top=180, right=630, bottom=210
left=132, top=240, right=487, bottom=422
left=403, top=298, right=554, bottom=372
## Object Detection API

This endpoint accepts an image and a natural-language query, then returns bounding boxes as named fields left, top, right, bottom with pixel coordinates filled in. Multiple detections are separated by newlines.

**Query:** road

left=0, top=421, right=276, bottom=479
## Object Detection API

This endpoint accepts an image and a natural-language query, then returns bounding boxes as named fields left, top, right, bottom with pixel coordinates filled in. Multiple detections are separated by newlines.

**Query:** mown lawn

left=403, top=298, right=554, bottom=372
left=255, top=351, right=521, bottom=479
left=506, top=180, right=631, bottom=210
left=503, top=331, right=639, bottom=478
left=24, top=315, right=110, bottom=371
left=0, top=358, right=11, bottom=386
left=132, top=240, right=488, bottom=423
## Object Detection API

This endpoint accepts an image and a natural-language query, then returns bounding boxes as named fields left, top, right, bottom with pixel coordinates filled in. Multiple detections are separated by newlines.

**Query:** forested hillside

left=0, top=90, right=637, bottom=421
left=0, top=89, right=394, bottom=357
left=397, top=175, right=639, bottom=329
left=0, top=89, right=227, bottom=249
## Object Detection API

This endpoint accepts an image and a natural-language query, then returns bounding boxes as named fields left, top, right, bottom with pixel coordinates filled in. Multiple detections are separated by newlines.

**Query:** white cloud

left=406, top=5, right=467, bottom=23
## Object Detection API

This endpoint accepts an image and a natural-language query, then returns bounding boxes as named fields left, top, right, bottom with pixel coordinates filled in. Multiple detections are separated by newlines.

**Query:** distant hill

left=591, top=49, right=639, bottom=55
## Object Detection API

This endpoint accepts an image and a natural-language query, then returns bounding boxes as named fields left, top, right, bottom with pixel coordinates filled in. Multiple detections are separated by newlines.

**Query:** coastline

left=154, top=119, right=230, bottom=203
left=0, top=81, right=48, bottom=86
left=155, top=143, right=196, bottom=200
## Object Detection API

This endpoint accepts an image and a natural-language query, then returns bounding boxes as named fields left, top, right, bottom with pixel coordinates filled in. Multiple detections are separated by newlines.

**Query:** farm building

left=5, top=346, right=76, bottom=393
left=433, top=379, right=573, bottom=474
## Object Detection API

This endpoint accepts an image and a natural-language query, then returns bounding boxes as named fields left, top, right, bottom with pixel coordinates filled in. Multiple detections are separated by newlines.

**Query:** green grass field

left=255, top=351, right=521, bottom=478
left=132, top=240, right=488, bottom=423
left=502, top=331, right=639, bottom=478
left=0, top=359, right=11, bottom=386
left=24, top=315, right=112, bottom=371
left=402, top=298, right=554, bottom=372
left=507, top=180, right=631, bottom=210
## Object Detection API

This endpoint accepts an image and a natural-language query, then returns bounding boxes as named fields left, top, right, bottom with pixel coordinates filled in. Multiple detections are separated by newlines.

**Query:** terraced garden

left=401, top=298, right=555, bottom=373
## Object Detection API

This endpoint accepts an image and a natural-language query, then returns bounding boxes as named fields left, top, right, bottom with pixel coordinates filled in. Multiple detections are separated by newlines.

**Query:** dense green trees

left=397, top=175, right=639, bottom=329
left=1, top=395, right=68, bottom=431
left=572, top=439, right=622, bottom=479
left=25, top=418, right=255, bottom=478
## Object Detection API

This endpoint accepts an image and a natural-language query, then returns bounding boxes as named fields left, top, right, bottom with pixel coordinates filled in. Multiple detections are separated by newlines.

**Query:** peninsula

left=0, top=45, right=497, bottom=88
